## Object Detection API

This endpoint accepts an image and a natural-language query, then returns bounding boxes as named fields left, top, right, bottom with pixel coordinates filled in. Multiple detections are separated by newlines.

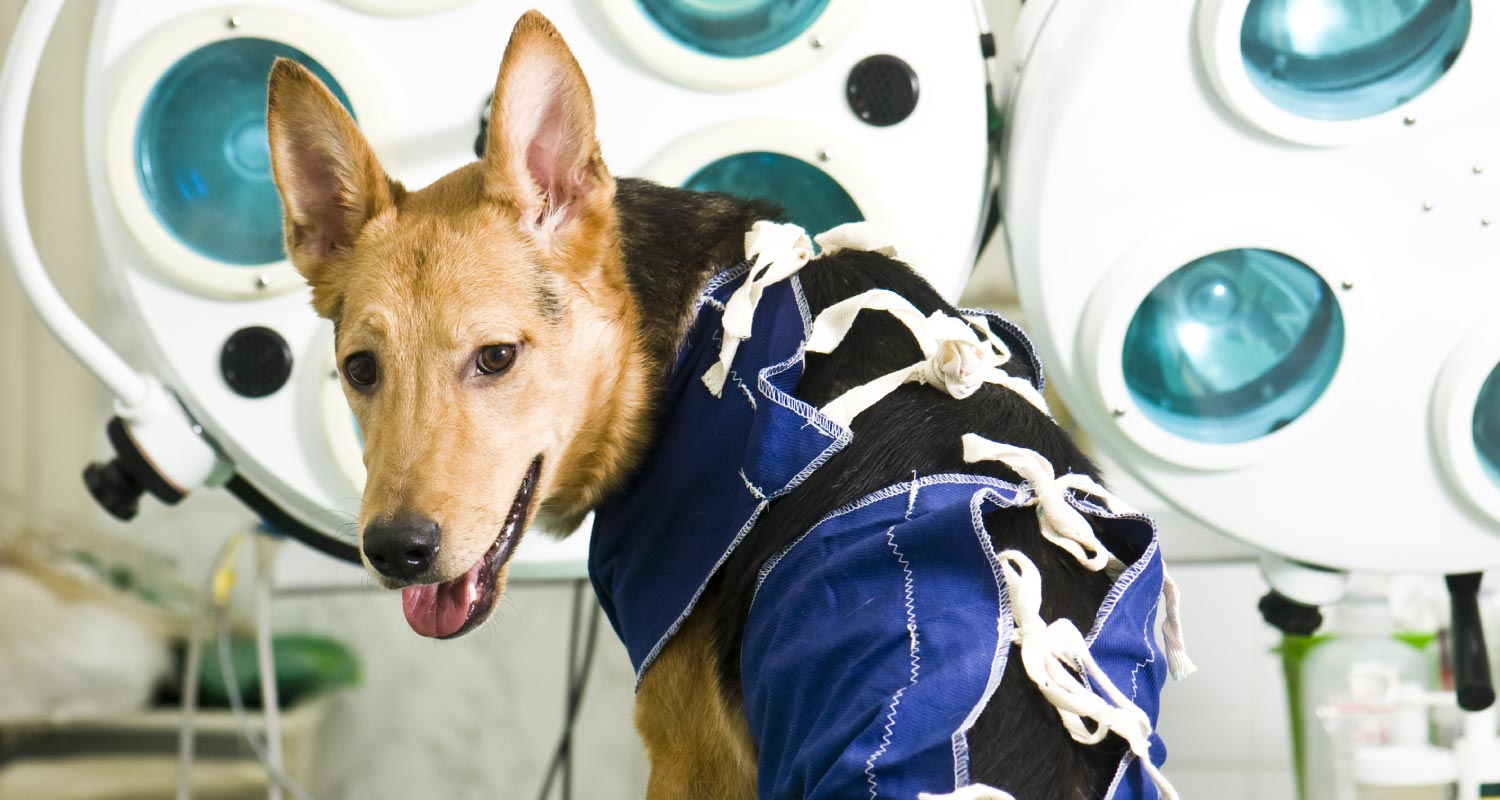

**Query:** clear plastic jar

left=1304, top=595, right=1433, bottom=800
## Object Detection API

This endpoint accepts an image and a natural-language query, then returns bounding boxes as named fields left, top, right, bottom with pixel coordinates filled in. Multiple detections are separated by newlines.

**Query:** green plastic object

left=195, top=633, right=359, bottom=708
left=1276, top=633, right=1330, bottom=800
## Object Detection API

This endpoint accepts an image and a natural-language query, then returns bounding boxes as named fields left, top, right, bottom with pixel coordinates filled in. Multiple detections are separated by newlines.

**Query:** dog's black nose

left=363, top=515, right=440, bottom=580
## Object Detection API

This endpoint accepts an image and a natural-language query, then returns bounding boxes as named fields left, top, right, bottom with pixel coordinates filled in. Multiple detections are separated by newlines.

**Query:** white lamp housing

left=1001, top=0, right=1500, bottom=573
left=62, top=0, right=996, bottom=582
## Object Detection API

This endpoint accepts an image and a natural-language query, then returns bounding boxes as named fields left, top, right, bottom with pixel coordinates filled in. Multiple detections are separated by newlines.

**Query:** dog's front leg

left=634, top=605, right=758, bottom=800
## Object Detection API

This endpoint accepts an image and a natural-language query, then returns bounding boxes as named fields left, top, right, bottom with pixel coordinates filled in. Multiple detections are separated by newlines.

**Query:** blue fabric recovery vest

left=590, top=263, right=1171, bottom=799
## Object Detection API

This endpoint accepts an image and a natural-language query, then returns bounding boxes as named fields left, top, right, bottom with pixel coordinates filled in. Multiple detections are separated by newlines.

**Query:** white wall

left=0, top=1, right=1293, bottom=797
left=0, top=0, right=110, bottom=533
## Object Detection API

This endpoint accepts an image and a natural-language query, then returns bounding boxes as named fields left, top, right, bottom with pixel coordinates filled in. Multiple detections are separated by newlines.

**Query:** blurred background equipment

left=999, top=0, right=1500, bottom=797
left=1001, top=0, right=1498, bottom=574
left=0, top=525, right=353, bottom=800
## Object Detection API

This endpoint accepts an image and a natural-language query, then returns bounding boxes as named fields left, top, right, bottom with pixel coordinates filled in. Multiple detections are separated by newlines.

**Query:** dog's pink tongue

left=401, top=559, right=483, bottom=638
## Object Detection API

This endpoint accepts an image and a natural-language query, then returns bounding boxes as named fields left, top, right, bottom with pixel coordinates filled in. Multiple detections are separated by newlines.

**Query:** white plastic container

left=1353, top=746, right=1457, bottom=800
left=1453, top=708, right=1500, bottom=799
left=1305, top=595, right=1433, bottom=800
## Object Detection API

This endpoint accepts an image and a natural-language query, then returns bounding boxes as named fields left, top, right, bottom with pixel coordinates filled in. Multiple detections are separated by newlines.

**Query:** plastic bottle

left=1303, top=594, right=1433, bottom=800
left=1453, top=708, right=1500, bottom=799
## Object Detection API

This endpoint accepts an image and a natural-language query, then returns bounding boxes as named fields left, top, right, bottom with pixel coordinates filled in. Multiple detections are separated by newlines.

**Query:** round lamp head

left=1240, top=0, right=1472, bottom=121
left=1121, top=248, right=1344, bottom=444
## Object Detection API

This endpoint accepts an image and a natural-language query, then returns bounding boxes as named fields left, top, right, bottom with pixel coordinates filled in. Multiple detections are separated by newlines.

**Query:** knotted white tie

left=998, top=550, right=1180, bottom=800
left=703, top=221, right=814, bottom=397
left=961, top=433, right=1124, bottom=573
left=963, top=433, right=1196, bottom=680
left=806, top=290, right=1050, bottom=427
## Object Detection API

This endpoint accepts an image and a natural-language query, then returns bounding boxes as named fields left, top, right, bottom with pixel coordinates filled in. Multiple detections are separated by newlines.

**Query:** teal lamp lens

left=1240, top=0, right=1471, bottom=120
left=136, top=39, right=354, bottom=266
left=684, top=151, right=863, bottom=239
left=1122, top=249, right=1344, bottom=444
left=1473, top=364, right=1500, bottom=484
left=638, top=0, right=831, bottom=57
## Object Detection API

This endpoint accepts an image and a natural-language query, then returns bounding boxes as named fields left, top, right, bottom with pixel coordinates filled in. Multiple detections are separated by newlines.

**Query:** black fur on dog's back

left=706, top=251, right=1128, bottom=799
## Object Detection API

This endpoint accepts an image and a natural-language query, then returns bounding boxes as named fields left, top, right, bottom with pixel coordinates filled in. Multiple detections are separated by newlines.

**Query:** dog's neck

left=539, top=179, right=781, bottom=529
left=612, top=179, right=783, bottom=369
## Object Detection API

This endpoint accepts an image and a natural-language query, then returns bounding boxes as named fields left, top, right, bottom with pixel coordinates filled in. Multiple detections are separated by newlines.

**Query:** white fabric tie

left=998, top=550, right=1180, bottom=800
left=813, top=221, right=898, bottom=257
left=1160, top=570, right=1196, bottom=680
left=806, top=289, right=1049, bottom=427
left=961, top=433, right=1124, bottom=573
left=964, top=435, right=1196, bottom=680
left=918, top=785, right=1015, bottom=800
left=703, top=221, right=814, bottom=397
left=965, top=312, right=1017, bottom=364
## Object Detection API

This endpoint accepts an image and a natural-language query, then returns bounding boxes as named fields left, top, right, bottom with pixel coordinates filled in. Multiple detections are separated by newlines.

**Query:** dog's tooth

left=464, top=565, right=482, bottom=612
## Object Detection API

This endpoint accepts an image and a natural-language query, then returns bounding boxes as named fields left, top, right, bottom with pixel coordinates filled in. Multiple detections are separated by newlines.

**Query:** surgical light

left=1001, top=0, right=1500, bottom=716
left=1120, top=248, right=1344, bottom=445
left=136, top=39, right=352, bottom=267
left=1001, top=0, right=1500, bottom=574
left=1475, top=365, right=1500, bottom=484
left=685, top=151, right=865, bottom=242
left=1241, top=0, right=1472, bottom=121
left=638, top=0, right=834, bottom=57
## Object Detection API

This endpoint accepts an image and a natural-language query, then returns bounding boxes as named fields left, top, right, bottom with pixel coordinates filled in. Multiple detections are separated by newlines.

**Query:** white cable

left=255, top=534, right=286, bottom=800
left=180, top=531, right=312, bottom=800
left=176, top=591, right=208, bottom=800
left=217, top=613, right=317, bottom=800
left=176, top=628, right=203, bottom=800
left=0, top=0, right=149, bottom=407
left=178, top=532, right=245, bottom=800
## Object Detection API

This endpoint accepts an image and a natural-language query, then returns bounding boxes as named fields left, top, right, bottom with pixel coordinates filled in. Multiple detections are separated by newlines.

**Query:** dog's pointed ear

left=483, top=10, right=614, bottom=248
left=267, top=58, right=400, bottom=317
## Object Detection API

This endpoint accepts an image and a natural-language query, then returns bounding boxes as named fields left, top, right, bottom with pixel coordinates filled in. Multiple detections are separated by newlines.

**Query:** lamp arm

left=1, top=0, right=224, bottom=503
left=1, top=0, right=148, bottom=409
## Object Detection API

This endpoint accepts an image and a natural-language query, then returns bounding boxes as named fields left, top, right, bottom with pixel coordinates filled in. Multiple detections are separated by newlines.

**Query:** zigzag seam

left=730, top=371, right=757, bottom=410
left=866, top=526, right=922, bottom=799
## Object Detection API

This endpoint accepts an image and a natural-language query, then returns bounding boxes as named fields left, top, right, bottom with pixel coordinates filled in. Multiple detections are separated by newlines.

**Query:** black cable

left=225, top=475, right=361, bottom=564
left=536, top=579, right=602, bottom=800
left=563, top=581, right=582, bottom=800
left=536, top=580, right=598, bottom=800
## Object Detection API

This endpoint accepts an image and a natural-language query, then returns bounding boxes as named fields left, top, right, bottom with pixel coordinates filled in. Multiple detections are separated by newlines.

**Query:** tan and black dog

left=267, top=10, right=1137, bottom=798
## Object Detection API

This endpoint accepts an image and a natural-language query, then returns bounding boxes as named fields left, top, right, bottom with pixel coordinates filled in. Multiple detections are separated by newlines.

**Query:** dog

left=266, top=10, right=1184, bottom=799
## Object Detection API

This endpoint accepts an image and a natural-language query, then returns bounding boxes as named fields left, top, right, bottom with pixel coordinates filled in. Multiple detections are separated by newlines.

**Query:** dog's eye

left=344, top=353, right=378, bottom=387
left=476, top=344, right=517, bottom=375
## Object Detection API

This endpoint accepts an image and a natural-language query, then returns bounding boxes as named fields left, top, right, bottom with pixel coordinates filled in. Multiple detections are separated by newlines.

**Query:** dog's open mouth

left=400, top=457, right=542, bottom=639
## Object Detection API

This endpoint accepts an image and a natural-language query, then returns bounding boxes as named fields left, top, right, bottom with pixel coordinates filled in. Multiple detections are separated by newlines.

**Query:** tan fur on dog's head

left=267, top=11, right=650, bottom=631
